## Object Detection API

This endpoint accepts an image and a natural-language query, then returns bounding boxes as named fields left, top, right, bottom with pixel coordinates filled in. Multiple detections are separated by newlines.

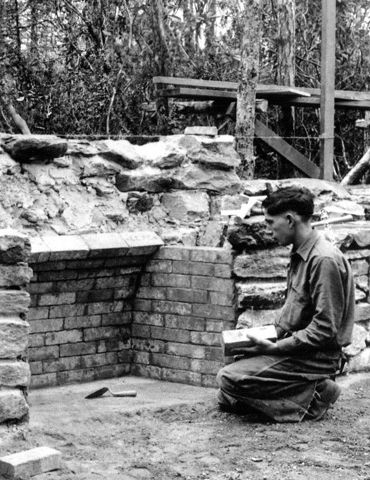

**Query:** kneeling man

left=217, top=186, right=355, bottom=422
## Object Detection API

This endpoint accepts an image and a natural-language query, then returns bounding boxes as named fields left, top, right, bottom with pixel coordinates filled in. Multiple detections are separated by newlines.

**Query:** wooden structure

left=153, top=76, right=370, bottom=179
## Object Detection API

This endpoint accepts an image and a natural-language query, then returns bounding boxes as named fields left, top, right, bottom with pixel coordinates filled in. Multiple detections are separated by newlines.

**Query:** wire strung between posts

left=57, top=134, right=334, bottom=140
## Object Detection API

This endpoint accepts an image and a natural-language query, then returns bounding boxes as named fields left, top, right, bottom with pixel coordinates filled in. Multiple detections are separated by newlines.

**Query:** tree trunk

left=0, top=96, right=31, bottom=134
left=276, top=0, right=296, bottom=178
left=341, top=147, right=370, bottom=186
left=30, top=0, right=39, bottom=56
left=205, top=0, right=216, bottom=50
left=150, top=0, right=171, bottom=77
left=150, top=0, right=171, bottom=133
left=183, top=0, right=195, bottom=55
left=236, top=0, right=263, bottom=179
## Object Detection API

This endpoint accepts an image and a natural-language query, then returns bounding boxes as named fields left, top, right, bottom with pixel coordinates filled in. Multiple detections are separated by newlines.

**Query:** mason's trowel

left=85, top=387, right=137, bottom=399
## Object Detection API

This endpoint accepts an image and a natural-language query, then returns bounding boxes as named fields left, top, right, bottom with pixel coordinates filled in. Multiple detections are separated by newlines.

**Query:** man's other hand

left=241, top=333, right=280, bottom=355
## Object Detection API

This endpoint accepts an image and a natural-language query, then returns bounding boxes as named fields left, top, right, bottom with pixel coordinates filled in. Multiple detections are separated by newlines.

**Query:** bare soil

left=1, top=373, right=370, bottom=480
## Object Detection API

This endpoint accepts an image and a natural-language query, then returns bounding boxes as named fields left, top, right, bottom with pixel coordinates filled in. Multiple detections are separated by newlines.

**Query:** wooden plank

left=156, top=87, right=237, bottom=100
left=268, top=96, right=370, bottom=110
left=297, top=87, right=370, bottom=101
left=157, top=86, right=310, bottom=100
left=255, top=120, right=320, bottom=178
left=158, top=89, right=370, bottom=110
left=320, top=0, right=336, bottom=181
left=154, top=76, right=370, bottom=101
left=153, top=76, right=238, bottom=90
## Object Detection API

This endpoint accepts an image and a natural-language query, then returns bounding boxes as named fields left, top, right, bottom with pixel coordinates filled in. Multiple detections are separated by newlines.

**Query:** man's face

left=264, top=211, right=294, bottom=246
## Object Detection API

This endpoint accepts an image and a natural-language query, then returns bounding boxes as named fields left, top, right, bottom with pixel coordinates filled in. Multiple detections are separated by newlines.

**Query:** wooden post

left=320, top=0, right=336, bottom=180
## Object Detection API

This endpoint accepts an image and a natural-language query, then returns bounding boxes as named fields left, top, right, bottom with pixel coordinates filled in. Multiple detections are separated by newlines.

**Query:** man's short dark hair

left=261, top=186, right=314, bottom=220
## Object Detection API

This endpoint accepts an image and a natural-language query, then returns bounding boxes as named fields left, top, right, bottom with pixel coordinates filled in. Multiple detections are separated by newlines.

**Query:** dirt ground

left=1, top=373, right=370, bottom=480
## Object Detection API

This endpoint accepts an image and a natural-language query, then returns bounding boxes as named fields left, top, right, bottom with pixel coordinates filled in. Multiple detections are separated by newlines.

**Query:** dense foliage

left=1, top=0, right=370, bottom=179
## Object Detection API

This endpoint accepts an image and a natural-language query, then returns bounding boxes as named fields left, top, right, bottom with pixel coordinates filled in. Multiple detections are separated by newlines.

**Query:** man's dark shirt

left=275, top=229, right=355, bottom=353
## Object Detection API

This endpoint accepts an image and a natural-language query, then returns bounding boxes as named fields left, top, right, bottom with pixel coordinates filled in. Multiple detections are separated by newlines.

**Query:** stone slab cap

left=184, top=126, right=218, bottom=137
left=0, top=229, right=31, bottom=264
left=0, top=446, right=62, bottom=478
left=29, top=236, right=51, bottom=263
left=81, top=232, right=130, bottom=258
left=120, top=231, right=163, bottom=256
left=38, top=235, right=90, bottom=261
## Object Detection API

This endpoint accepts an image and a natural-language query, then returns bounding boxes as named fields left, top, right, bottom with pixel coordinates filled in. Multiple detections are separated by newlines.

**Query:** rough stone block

left=356, top=302, right=370, bottom=322
left=0, top=389, right=28, bottom=422
left=184, top=126, right=218, bottom=136
left=351, top=259, right=369, bottom=277
left=343, top=323, right=367, bottom=357
left=233, top=248, right=290, bottom=279
left=236, top=281, right=286, bottom=309
left=0, top=229, right=31, bottom=264
left=0, top=317, right=29, bottom=358
left=0, top=265, right=33, bottom=287
left=236, top=309, right=281, bottom=328
left=348, top=347, right=370, bottom=372
left=0, top=361, right=30, bottom=387
left=0, top=446, right=62, bottom=478
left=0, top=290, right=30, bottom=314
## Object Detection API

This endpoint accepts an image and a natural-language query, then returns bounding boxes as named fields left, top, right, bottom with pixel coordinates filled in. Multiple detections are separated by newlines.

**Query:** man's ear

left=286, top=213, right=295, bottom=227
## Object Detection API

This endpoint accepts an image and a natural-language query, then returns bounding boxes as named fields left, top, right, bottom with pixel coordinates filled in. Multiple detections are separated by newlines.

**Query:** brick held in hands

left=221, top=325, right=277, bottom=356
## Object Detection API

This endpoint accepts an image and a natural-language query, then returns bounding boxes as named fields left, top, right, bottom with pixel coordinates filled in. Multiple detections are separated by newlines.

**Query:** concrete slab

left=29, top=376, right=216, bottom=426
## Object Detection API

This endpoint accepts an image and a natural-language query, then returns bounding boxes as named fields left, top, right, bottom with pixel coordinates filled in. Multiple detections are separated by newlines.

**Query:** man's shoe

left=305, top=379, right=341, bottom=422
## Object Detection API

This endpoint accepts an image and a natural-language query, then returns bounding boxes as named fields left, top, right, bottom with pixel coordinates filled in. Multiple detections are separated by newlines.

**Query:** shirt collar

left=291, top=229, right=320, bottom=261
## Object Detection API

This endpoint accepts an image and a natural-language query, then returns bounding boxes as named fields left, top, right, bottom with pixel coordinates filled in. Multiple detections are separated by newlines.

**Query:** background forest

left=1, top=0, right=370, bottom=180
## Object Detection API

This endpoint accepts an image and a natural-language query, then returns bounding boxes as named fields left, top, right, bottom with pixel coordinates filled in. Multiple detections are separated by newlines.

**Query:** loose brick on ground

left=0, top=446, right=62, bottom=478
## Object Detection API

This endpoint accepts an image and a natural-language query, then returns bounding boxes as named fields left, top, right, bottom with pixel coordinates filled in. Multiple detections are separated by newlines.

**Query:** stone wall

left=0, top=229, right=31, bottom=424
left=28, top=231, right=163, bottom=388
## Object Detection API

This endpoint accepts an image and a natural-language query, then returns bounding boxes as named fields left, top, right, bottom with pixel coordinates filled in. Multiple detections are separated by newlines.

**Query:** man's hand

left=239, top=333, right=280, bottom=356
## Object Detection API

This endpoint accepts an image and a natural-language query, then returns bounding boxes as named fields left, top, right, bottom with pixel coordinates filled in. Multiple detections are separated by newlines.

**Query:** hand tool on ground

left=85, top=387, right=137, bottom=399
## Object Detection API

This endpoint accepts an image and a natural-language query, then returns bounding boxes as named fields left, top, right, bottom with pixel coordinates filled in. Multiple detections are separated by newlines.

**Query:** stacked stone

left=0, top=229, right=32, bottom=424
left=132, top=246, right=235, bottom=387
left=230, top=178, right=370, bottom=373
left=28, top=231, right=163, bottom=388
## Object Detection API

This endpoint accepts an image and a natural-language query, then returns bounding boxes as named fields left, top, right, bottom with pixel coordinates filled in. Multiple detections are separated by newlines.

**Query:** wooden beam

left=255, top=120, right=320, bottom=178
left=269, top=96, right=370, bottom=110
left=320, top=0, right=336, bottom=180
